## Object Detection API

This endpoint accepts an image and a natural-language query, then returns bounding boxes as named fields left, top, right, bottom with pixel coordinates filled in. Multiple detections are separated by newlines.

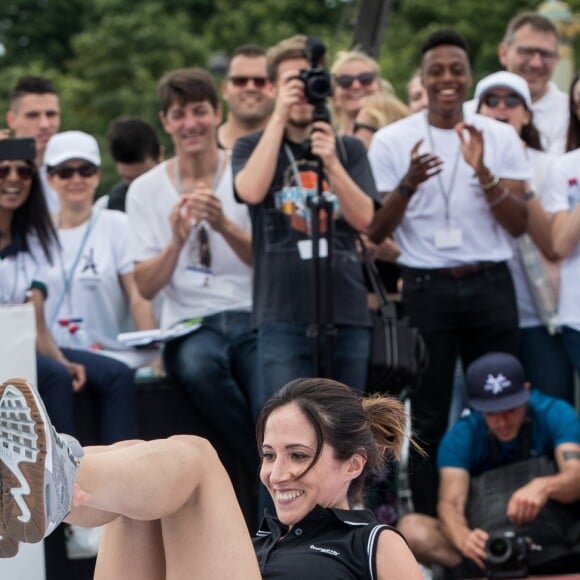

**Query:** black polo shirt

left=253, top=505, right=401, bottom=579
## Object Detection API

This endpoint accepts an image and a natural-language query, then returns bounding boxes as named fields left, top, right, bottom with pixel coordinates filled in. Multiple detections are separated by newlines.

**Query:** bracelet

left=524, top=190, right=536, bottom=201
left=488, top=188, right=510, bottom=209
left=480, top=174, right=500, bottom=191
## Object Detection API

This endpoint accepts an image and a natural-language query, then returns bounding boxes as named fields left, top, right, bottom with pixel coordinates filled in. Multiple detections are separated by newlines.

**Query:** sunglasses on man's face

left=0, top=164, right=35, bottom=180
left=228, top=76, right=268, bottom=89
left=49, top=163, right=99, bottom=180
left=334, top=71, right=377, bottom=89
left=481, top=93, right=523, bottom=109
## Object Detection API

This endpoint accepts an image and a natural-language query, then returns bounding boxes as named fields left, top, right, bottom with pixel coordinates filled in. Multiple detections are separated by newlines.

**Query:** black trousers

left=402, top=262, right=519, bottom=516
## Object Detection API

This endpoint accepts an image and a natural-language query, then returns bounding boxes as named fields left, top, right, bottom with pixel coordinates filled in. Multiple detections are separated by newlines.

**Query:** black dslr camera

left=298, top=37, right=332, bottom=124
left=485, top=531, right=530, bottom=579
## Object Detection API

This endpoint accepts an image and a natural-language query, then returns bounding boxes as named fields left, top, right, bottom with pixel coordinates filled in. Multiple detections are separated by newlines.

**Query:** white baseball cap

left=474, top=71, right=532, bottom=110
left=44, top=131, right=101, bottom=168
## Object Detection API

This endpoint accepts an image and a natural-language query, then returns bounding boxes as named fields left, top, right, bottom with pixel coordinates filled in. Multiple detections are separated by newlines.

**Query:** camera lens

left=307, top=75, right=332, bottom=101
left=486, top=537, right=512, bottom=564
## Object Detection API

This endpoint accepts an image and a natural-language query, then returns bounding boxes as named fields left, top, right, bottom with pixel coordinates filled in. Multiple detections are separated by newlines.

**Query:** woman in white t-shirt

left=476, top=71, right=574, bottom=403
left=43, top=131, right=156, bottom=368
left=0, top=137, right=139, bottom=445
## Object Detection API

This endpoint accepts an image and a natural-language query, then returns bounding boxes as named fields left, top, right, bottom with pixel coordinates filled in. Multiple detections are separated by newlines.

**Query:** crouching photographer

left=397, top=352, right=580, bottom=578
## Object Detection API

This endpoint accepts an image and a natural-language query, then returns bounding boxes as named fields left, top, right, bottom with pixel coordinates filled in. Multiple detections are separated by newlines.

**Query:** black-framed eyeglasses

left=353, top=121, right=377, bottom=134
left=481, top=93, right=524, bottom=109
left=49, top=163, right=99, bottom=179
left=334, top=71, right=377, bottom=89
left=228, top=76, right=268, bottom=88
left=0, top=164, right=35, bottom=180
left=515, top=46, right=558, bottom=61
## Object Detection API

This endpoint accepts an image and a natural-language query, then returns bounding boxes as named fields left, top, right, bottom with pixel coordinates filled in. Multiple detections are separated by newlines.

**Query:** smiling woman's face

left=259, top=402, right=355, bottom=527
left=0, top=161, right=34, bottom=214
left=478, top=87, right=530, bottom=136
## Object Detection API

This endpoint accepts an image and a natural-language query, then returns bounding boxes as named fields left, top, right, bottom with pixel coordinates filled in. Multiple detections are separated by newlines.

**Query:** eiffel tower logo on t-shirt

left=81, top=247, right=98, bottom=275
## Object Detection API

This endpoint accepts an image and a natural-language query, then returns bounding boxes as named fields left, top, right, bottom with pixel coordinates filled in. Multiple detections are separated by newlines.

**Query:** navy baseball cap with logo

left=466, top=352, right=529, bottom=413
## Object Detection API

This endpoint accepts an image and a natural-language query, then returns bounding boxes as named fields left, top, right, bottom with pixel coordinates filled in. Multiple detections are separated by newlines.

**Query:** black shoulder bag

left=359, top=237, right=428, bottom=395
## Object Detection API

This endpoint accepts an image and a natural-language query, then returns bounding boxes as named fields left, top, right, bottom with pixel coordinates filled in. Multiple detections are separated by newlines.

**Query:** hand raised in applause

left=402, top=139, right=443, bottom=191
left=455, top=122, right=485, bottom=174
left=189, top=181, right=227, bottom=233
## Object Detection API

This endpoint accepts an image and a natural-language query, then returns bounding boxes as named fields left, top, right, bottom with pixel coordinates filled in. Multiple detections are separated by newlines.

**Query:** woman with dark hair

left=0, top=376, right=422, bottom=579
left=0, top=138, right=83, bottom=435
left=565, top=72, right=580, bottom=152
left=475, top=72, right=574, bottom=404
left=0, top=137, right=139, bottom=442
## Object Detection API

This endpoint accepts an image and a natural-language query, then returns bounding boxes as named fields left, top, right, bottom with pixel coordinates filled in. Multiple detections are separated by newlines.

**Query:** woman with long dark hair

left=0, top=137, right=139, bottom=441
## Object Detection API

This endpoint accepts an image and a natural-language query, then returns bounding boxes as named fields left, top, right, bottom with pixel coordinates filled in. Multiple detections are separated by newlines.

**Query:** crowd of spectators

left=1, top=9, right=579, bottom=579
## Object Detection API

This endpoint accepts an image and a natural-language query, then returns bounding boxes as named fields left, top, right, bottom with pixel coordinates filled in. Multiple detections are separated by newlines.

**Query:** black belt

left=404, top=261, right=502, bottom=279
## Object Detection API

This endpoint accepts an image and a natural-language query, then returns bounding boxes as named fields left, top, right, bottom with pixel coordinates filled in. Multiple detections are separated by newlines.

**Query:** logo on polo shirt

left=310, top=544, right=340, bottom=557
left=484, top=373, right=511, bottom=395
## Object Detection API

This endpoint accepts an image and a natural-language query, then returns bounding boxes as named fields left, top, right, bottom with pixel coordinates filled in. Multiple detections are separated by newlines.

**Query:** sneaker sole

left=0, top=378, right=51, bottom=547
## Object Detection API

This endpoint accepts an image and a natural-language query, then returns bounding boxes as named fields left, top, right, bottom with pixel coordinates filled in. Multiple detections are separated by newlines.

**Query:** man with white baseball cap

left=397, top=352, right=580, bottom=577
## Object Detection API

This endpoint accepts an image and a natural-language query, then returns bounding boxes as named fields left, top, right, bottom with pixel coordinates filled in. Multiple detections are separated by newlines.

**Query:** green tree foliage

left=2, top=0, right=580, bottom=190
left=0, top=0, right=88, bottom=67
left=380, top=0, right=580, bottom=98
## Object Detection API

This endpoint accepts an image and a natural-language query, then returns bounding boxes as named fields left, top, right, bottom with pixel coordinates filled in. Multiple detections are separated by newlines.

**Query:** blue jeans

left=520, top=326, right=574, bottom=405
left=163, top=310, right=258, bottom=471
left=37, top=348, right=138, bottom=444
left=257, top=321, right=371, bottom=410
left=402, top=262, right=519, bottom=516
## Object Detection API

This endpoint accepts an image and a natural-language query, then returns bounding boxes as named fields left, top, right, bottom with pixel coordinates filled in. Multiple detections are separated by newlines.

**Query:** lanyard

left=50, top=210, right=100, bottom=327
left=425, top=112, right=462, bottom=225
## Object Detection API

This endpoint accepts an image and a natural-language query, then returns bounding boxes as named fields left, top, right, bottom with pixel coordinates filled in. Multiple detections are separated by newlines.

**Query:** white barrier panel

left=0, top=303, right=45, bottom=579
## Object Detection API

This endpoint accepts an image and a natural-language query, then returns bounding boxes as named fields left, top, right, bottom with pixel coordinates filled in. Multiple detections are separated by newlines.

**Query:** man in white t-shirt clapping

left=367, top=30, right=529, bottom=518
left=126, top=68, right=258, bottom=479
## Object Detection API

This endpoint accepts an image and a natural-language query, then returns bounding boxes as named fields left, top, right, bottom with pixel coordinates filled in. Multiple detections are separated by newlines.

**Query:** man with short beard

left=233, top=35, right=377, bottom=410
left=217, top=45, right=274, bottom=150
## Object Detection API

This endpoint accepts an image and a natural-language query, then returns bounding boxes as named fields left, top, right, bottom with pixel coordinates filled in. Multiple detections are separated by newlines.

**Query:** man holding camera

left=398, top=352, right=580, bottom=577
left=233, top=35, right=377, bottom=408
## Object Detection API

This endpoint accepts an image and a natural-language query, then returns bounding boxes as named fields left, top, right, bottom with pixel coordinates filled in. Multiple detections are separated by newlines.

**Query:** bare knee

left=398, top=513, right=435, bottom=554
left=398, top=513, right=460, bottom=567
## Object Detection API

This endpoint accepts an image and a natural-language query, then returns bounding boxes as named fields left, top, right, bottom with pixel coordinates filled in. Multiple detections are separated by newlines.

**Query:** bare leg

left=95, top=518, right=165, bottom=580
left=80, top=436, right=260, bottom=579
left=398, top=513, right=462, bottom=567
left=65, top=440, right=145, bottom=528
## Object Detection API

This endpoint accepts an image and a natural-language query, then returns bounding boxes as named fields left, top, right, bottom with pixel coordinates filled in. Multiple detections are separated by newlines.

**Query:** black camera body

left=298, top=67, right=332, bottom=106
left=485, top=530, right=529, bottom=579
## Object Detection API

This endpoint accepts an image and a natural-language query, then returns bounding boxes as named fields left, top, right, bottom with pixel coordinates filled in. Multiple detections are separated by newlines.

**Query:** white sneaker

left=0, top=378, right=83, bottom=556
left=65, top=524, right=103, bottom=559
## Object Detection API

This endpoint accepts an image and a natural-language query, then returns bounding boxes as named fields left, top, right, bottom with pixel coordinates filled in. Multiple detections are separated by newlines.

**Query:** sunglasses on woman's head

left=334, top=71, right=377, bottom=89
left=481, top=93, right=523, bottom=109
left=49, top=163, right=99, bottom=179
left=0, top=164, right=35, bottom=180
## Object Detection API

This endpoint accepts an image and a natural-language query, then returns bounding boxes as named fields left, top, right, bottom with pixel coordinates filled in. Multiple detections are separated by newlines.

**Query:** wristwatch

left=398, top=182, right=415, bottom=198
